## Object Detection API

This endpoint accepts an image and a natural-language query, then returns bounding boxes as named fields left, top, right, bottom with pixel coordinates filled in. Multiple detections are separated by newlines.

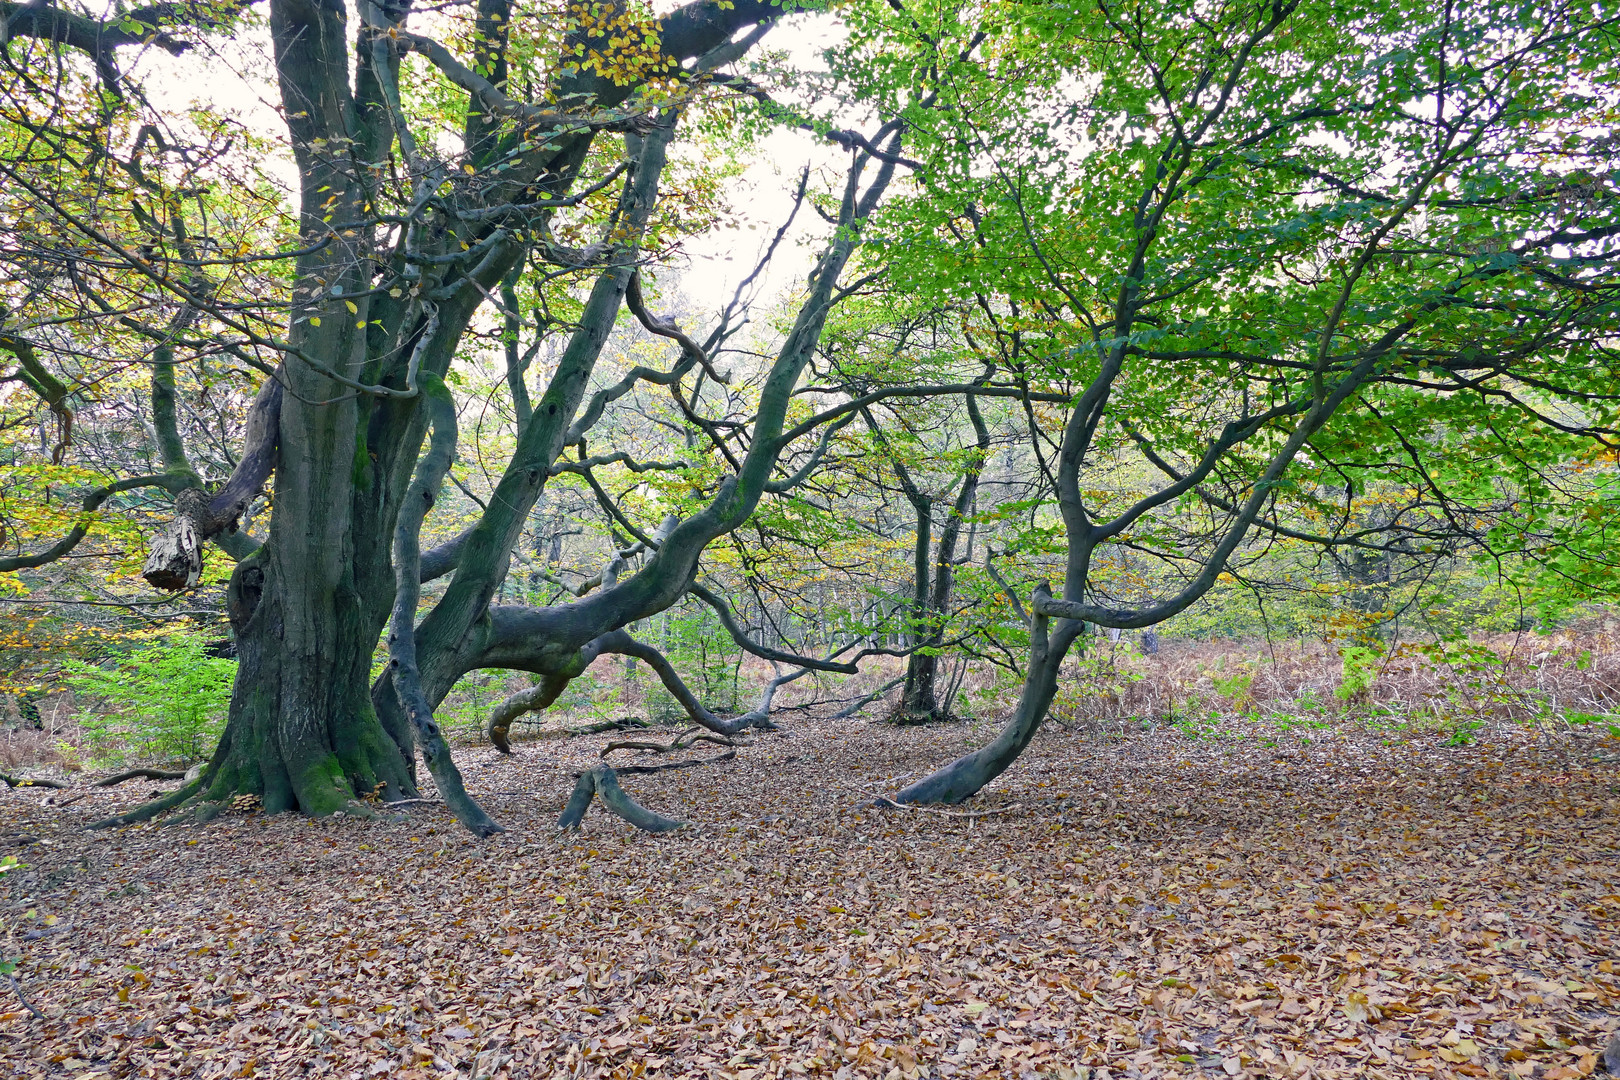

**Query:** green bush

left=1336, top=646, right=1381, bottom=704
left=646, top=601, right=741, bottom=723
left=65, top=634, right=235, bottom=764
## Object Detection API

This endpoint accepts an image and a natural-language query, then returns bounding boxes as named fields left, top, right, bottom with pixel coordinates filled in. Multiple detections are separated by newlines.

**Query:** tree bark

left=105, top=0, right=881, bottom=833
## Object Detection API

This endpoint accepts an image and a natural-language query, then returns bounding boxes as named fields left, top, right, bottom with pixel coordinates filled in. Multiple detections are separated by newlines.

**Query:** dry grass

left=1033, top=625, right=1620, bottom=739
left=0, top=694, right=79, bottom=773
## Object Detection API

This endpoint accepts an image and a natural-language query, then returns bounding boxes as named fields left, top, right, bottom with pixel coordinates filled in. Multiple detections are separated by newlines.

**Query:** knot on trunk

left=142, top=486, right=235, bottom=591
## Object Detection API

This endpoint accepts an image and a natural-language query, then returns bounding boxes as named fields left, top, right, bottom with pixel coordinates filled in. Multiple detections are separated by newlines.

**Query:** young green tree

left=841, top=0, right=1620, bottom=802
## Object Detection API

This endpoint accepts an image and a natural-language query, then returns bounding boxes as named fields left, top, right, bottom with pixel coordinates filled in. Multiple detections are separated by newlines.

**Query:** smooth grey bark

left=447, top=132, right=904, bottom=714
left=558, top=765, right=687, bottom=832
left=386, top=375, right=503, bottom=835
left=895, top=2, right=1441, bottom=805
left=897, top=586, right=1083, bottom=803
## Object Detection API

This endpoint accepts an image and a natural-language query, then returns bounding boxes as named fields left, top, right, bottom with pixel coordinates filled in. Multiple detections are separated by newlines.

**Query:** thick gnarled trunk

left=105, top=0, right=889, bottom=835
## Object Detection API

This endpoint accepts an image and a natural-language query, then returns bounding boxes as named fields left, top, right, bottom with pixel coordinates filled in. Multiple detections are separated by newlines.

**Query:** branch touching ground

left=1, top=773, right=70, bottom=790
left=557, top=765, right=688, bottom=832
left=867, top=794, right=1026, bottom=820
left=833, top=675, right=905, bottom=720
left=387, top=375, right=503, bottom=838
left=485, top=676, right=572, bottom=753
left=601, top=729, right=735, bottom=757
left=87, top=778, right=203, bottom=829
left=605, top=749, right=737, bottom=776
left=92, top=768, right=188, bottom=787
left=7, top=974, right=44, bottom=1022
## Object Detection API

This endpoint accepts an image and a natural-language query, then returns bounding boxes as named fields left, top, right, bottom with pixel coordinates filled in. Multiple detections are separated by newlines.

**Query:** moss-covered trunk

left=200, top=548, right=415, bottom=817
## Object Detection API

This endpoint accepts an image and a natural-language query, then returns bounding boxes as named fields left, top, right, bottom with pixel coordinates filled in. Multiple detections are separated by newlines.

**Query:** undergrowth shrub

left=64, top=635, right=234, bottom=765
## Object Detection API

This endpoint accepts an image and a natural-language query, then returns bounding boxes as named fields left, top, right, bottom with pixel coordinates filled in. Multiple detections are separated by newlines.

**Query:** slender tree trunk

left=898, top=493, right=939, bottom=722
left=896, top=593, right=1083, bottom=804
left=896, top=397, right=988, bottom=724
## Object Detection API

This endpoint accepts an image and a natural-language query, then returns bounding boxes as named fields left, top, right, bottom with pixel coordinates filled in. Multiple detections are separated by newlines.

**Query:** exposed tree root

left=1, top=772, right=70, bottom=790
left=601, top=729, right=735, bottom=758
left=555, top=717, right=653, bottom=738
left=557, top=765, right=687, bottom=832
left=93, top=768, right=188, bottom=787
left=87, top=778, right=203, bottom=830
left=606, top=749, right=737, bottom=776
left=161, top=798, right=228, bottom=827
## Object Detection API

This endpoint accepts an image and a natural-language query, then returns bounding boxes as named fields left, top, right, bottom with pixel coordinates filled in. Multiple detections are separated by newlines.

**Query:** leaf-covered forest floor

left=1, top=714, right=1616, bottom=1080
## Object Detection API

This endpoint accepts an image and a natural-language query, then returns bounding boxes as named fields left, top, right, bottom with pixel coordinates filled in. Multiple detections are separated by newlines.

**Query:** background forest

left=1, top=3, right=1619, bottom=1078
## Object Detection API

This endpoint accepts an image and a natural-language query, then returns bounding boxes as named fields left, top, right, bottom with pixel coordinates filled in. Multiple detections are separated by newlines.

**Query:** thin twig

left=8, top=975, right=44, bottom=1021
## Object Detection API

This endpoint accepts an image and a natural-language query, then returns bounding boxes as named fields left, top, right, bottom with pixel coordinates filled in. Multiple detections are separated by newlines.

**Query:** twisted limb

left=558, top=765, right=687, bottom=832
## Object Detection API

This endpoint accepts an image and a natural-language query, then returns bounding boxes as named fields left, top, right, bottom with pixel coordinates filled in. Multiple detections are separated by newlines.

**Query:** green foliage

left=1336, top=647, right=1382, bottom=704
left=65, top=635, right=235, bottom=765
left=1211, top=667, right=1256, bottom=711
left=1567, top=711, right=1620, bottom=738
left=647, top=601, right=741, bottom=722
left=0, top=853, right=23, bottom=976
left=435, top=671, right=510, bottom=738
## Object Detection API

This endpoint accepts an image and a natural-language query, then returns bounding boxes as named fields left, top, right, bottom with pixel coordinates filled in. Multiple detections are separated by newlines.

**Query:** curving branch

left=386, top=375, right=503, bottom=837
left=624, top=269, right=730, bottom=385
left=557, top=765, right=687, bottom=832
left=564, top=350, right=702, bottom=446
left=550, top=451, right=691, bottom=478
left=686, top=582, right=863, bottom=674
left=0, top=1, right=255, bottom=91
left=142, top=378, right=280, bottom=590
left=764, top=411, right=855, bottom=493
left=775, top=383, right=1068, bottom=449
left=396, top=29, right=652, bottom=134
left=594, top=630, right=776, bottom=736
left=2, top=473, right=180, bottom=574
left=0, top=330, right=74, bottom=463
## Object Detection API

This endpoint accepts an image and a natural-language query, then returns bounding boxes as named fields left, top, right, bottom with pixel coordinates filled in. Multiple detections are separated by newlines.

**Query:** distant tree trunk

left=888, top=397, right=990, bottom=724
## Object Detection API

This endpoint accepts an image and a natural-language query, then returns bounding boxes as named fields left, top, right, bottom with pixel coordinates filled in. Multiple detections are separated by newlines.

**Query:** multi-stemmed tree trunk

left=0, top=0, right=904, bottom=834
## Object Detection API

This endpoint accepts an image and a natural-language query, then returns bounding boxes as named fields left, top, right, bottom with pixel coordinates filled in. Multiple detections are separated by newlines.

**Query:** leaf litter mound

left=1, top=715, right=1616, bottom=1080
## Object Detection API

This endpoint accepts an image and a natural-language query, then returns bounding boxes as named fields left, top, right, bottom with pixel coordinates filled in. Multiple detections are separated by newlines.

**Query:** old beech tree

left=1, top=0, right=933, bottom=833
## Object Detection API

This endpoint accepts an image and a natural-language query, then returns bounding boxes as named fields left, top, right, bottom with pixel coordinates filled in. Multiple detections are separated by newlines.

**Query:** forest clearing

left=3, top=0, right=1619, bottom=1077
